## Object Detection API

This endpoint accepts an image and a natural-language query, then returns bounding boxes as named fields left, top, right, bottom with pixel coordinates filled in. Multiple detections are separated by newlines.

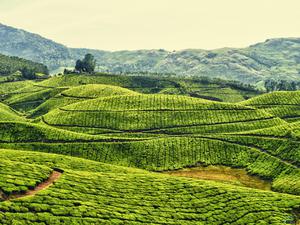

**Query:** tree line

left=0, top=53, right=49, bottom=80
left=264, top=79, right=299, bottom=92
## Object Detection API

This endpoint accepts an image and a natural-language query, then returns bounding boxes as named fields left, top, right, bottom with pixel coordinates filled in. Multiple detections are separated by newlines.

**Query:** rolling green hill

left=0, top=103, right=24, bottom=121
left=241, top=91, right=300, bottom=122
left=29, top=83, right=138, bottom=118
left=0, top=74, right=259, bottom=116
left=0, top=73, right=300, bottom=224
left=42, top=94, right=284, bottom=133
left=0, top=149, right=299, bottom=224
left=38, top=74, right=259, bottom=101
left=1, top=85, right=299, bottom=196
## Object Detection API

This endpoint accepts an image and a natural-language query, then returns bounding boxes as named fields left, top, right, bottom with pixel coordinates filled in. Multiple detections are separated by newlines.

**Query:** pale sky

left=0, top=0, right=300, bottom=51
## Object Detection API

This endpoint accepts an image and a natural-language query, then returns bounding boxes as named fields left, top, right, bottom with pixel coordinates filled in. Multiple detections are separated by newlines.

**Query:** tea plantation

left=0, top=74, right=299, bottom=224
left=0, top=149, right=299, bottom=225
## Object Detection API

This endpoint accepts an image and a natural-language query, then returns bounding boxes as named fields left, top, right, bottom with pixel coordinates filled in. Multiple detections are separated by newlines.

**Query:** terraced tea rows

left=0, top=128, right=299, bottom=195
left=30, top=84, right=139, bottom=118
left=1, top=74, right=300, bottom=224
left=242, top=91, right=300, bottom=122
left=0, top=159, right=52, bottom=198
left=0, top=149, right=299, bottom=225
left=42, top=94, right=284, bottom=133
left=0, top=103, right=24, bottom=121
left=1, top=73, right=258, bottom=113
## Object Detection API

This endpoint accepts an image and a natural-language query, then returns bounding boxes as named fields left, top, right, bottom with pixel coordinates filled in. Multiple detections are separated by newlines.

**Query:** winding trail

left=6, top=170, right=63, bottom=201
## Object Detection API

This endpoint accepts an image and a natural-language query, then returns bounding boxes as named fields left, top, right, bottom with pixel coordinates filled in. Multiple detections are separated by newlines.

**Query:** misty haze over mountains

left=0, top=23, right=300, bottom=84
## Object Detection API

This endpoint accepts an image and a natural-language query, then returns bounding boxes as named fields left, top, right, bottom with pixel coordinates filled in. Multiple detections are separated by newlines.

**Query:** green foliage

left=29, top=84, right=138, bottom=118
left=0, top=103, right=24, bottom=122
left=25, top=73, right=259, bottom=103
left=0, top=149, right=299, bottom=224
left=0, top=74, right=300, bottom=224
left=0, top=53, right=48, bottom=77
left=265, top=79, right=298, bottom=92
left=61, top=83, right=137, bottom=98
left=75, top=54, right=96, bottom=73
left=0, top=159, right=51, bottom=197
left=241, top=91, right=300, bottom=122
left=42, top=94, right=284, bottom=132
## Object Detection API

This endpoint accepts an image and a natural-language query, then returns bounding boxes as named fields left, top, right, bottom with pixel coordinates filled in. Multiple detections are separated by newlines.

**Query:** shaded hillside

left=1, top=23, right=300, bottom=83
left=0, top=53, right=48, bottom=76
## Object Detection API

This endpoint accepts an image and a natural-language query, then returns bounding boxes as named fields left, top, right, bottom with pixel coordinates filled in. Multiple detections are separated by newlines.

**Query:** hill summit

left=1, top=23, right=300, bottom=84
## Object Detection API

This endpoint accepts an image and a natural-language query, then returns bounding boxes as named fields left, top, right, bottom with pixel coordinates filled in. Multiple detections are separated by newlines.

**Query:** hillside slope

left=0, top=53, right=48, bottom=76
left=1, top=23, right=300, bottom=83
left=0, top=149, right=299, bottom=224
left=0, top=103, right=24, bottom=121
left=2, top=90, right=299, bottom=195
left=0, top=23, right=71, bottom=69
left=241, top=91, right=300, bottom=122
left=0, top=74, right=259, bottom=116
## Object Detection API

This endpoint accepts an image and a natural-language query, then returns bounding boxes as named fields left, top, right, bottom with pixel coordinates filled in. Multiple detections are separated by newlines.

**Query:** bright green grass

left=241, top=91, right=300, bottom=122
left=0, top=134, right=299, bottom=195
left=61, top=84, right=138, bottom=98
left=29, top=84, right=138, bottom=118
left=0, top=103, right=24, bottom=121
left=42, top=94, right=284, bottom=132
left=0, top=149, right=299, bottom=225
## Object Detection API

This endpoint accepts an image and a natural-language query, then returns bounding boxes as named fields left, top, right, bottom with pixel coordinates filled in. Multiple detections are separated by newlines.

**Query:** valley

left=1, top=1, right=300, bottom=223
left=0, top=72, right=299, bottom=224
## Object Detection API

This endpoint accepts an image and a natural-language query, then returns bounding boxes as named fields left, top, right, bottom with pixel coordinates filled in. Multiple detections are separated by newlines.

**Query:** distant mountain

left=1, top=23, right=300, bottom=84
left=0, top=23, right=72, bottom=69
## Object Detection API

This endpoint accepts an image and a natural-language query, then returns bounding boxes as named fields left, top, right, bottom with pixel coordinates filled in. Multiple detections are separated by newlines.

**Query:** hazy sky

left=0, top=0, right=300, bottom=51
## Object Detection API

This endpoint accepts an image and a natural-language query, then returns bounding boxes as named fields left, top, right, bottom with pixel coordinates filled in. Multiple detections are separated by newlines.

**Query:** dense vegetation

left=0, top=53, right=48, bottom=78
left=74, top=53, right=96, bottom=73
left=0, top=73, right=300, bottom=224
left=2, top=23, right=300, bottom=85
left=241, top=91, right=300, bottom=122
left=0, top=149, right=299, bottom=224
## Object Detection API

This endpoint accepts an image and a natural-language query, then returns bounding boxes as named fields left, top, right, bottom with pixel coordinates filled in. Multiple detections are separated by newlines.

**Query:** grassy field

left=0, top=74, right=299, bottom=224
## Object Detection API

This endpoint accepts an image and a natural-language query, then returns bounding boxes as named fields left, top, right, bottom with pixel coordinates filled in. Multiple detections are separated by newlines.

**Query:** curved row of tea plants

left=30, top=84, right=139, bottom=118
left=0, top=135, right=299, bottom=195
left=0, top=103, right=24, bottom=121
left=42, top=94, right=284, bottom=132
left=0, top=159, right=52, bottom=198
left=0, top=149, right=299, bottom=225
left=241, top=91, right=300, bottom=122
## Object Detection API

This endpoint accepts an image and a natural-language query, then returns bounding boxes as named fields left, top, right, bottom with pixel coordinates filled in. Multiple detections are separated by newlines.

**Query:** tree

left=75, top=60, right=83, bottom=72
left=20, top=67, right=36, bottom=79
left=74, top=54, right=96, bottom=74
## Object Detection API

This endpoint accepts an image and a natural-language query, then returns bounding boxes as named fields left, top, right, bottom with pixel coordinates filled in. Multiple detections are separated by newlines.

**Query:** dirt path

left=7, top=170, right=62, bottom=200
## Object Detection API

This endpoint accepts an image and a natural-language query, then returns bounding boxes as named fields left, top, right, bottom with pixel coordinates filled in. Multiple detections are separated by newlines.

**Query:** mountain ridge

left=1, top=23, right=300, bottom=84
